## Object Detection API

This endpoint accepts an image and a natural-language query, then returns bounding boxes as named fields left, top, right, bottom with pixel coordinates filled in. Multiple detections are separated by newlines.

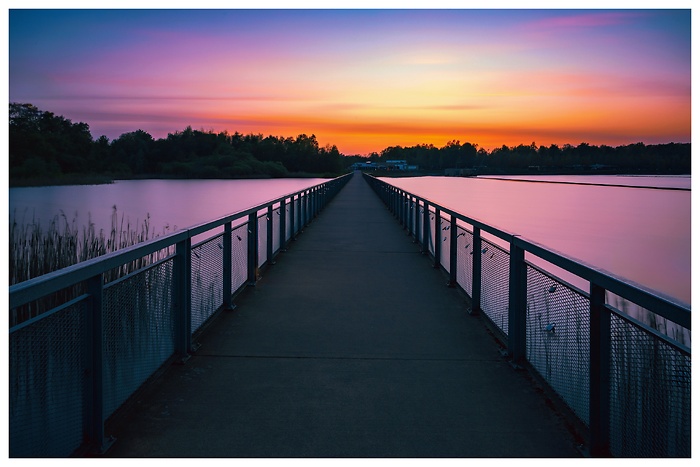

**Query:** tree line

left=9, top=103, right=691, bottom=186
left=9, top=103, right=347, bottom=185
left=348, top=139, right=690, bottom=175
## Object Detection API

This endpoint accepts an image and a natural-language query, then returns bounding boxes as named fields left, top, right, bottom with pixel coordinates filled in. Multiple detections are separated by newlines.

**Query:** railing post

left=247, top=213, right=258, bottom=286
left=175, top=238, right=192, bottom=359
left=448, top=215, right=457, bottom=287
left=279, top=198, right=287, bottom=251
left=470, top=227, right=482, bottom=316
left=84, top=273, right=113, bottom=453
left=222, top=222, right=234, bottom=310
left=508, top=240, right=527, bottom=366
left=433, top=207, right=441, bottom=269
left=590, top=283, right=612, bottom=457
left=267, top=206, right=274, bottom=265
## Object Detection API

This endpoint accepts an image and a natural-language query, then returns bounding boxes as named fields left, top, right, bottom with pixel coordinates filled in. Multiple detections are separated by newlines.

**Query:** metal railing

left=8, top=173, right=352, bottom=457
left=364, top=173, right=691, bottom=458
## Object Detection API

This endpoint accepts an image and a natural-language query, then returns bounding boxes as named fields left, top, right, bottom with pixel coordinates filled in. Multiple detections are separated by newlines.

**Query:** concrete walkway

left=106, top=172, right=582, bottom=458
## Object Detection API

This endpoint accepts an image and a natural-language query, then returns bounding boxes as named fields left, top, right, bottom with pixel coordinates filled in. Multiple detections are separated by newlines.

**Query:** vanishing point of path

left=106, top=173, right=583, bottom=458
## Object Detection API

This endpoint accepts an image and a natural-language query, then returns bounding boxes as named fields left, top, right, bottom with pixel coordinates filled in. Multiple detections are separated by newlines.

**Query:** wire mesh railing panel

left=427, top=208, right=436, bottom=256
left=191, top=236, right=224, bottom=333
left=608, top=314, right=691, bottom=457
left=102, top=259, right=176, bottom=417
left=9, top=297, right=87, bottom=457
left=272, top=206, right=281, bottom=255
left=8, top=175, right=352, bottom=457
left=257, top=213, right=268, bottom=267
left=456, top=226, right=474, bottom=296
left=297, top=195, right=304, bottom=231
left=480, top=239, right=510, bottom=335
left=417, top=202, right=425, bottom=244
left=367, top=174, right=691, bottom=458
left=408, top=199, right=416, bottom=237
left=10, top=283, right=86, bottom=328
left=285, top=204, right=293, bottom=241
left=526, top=264, right=591, bottom=425
left=439, top=215, right=451, bottom=272
left=231, top=223, right=248, bottom=292
left=291, top=197, right=299, bottom=235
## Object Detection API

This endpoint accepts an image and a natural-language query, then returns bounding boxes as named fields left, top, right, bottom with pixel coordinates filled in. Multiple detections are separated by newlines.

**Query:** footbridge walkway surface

left=106, top=172, right=582, bottom=458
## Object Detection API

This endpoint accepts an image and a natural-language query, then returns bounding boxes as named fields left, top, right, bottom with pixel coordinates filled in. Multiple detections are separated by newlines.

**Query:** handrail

left=9, top=174, right=352, bottom=311
left=363, top=173, right=690, bottom=328
left=363, top=172, right=690, bottom=458
left=8, top=172, right=352, bottom=457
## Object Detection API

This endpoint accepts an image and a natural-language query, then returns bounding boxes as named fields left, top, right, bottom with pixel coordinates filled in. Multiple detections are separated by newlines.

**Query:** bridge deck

left=106, top=172, right=582, bottom=457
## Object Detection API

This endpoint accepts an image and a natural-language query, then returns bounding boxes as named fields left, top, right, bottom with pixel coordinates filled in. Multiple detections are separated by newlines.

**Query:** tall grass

left=9, top=206, right=172, bottom=326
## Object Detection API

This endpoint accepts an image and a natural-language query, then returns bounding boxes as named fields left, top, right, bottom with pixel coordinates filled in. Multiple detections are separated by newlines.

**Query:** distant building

left=351, top=161, right=379, bottom=170
left=385, top=160, right=407, bottom=170
left=351, top=160, right=417, bottom=171
left=384, top=160, right=417, bottom=171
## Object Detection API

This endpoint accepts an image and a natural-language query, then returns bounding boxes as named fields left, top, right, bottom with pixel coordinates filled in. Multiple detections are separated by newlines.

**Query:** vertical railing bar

left=402, top=191, right=408, bottom=229
left=470, top=226, right=482, bottom=316
left=301, top=191, right=307, bottom=228
left=413, top=197, right=419, bottom=240
left=266, top=206, right=274, bottom=265
left=590, top=283, right=612, bottom=457
left=405, top=193, right=410, bottom=231
left=222, top=222, right=233, bottom=310
left=175, top=238, right=192, bottom=359
left=314, top=187, right=319, bottom=217
left=508, top=239, right=526, bottom=367
left=433, top=207, right=441, bottom=269
left=422, top=201, right=430, bottom=254
left=279, top=198, right=287, bottom=251
left=307, top=189, right=312, bottom=224
left=247, top=213, right=258, bottom=286
left=448, top=215, right=457, bottom=287
left=84, top=273, right=113, bottom=453
left=290, top=194, right=296, bottom=240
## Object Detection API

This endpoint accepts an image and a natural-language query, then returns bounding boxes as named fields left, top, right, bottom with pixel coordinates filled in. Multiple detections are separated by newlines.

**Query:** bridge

left=9, top=172, right=691, bottom=458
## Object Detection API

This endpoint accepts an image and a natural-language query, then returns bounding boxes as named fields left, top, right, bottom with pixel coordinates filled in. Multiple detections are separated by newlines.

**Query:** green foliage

left=9, top=102, right=691, bottom=185
left=9, top=103, right=347, bottom=184
left=369, top=140, right=690, bottom=175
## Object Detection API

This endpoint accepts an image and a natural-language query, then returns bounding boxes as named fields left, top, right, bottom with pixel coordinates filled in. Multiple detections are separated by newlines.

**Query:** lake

left=383, top=175, right=691, bottom=306
left=9, top=178, right=329, bottom=238
left=9, top=174, right=691, bottom=306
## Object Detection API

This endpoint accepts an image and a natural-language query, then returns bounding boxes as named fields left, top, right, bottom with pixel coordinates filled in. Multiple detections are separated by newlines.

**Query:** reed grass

left=9, top=206, right=171, bottom=326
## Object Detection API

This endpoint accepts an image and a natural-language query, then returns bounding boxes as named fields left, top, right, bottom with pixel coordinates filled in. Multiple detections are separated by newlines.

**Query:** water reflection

left=384, top=176, right=690, bottom=305
left=9, top=178, right=329, bottom=237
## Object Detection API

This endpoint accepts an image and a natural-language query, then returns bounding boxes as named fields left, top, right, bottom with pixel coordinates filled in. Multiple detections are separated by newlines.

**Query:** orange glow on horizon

left=10, top=10, right=690, bottom=156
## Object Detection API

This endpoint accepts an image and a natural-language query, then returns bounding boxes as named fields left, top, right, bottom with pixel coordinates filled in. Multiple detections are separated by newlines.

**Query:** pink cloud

left=525, top=11, right=645, bottom=30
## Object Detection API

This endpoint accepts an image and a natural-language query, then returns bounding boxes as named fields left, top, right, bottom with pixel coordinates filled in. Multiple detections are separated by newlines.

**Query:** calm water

left=9, top=178, right=329, bottom=238
left=383, top=175, right=691, bottom=306
left=9, top=175, right=691, bottom=305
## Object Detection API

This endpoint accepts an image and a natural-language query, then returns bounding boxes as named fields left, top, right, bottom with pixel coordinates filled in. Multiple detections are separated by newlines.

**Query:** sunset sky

left=7, top=4, right=692, bottom=155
